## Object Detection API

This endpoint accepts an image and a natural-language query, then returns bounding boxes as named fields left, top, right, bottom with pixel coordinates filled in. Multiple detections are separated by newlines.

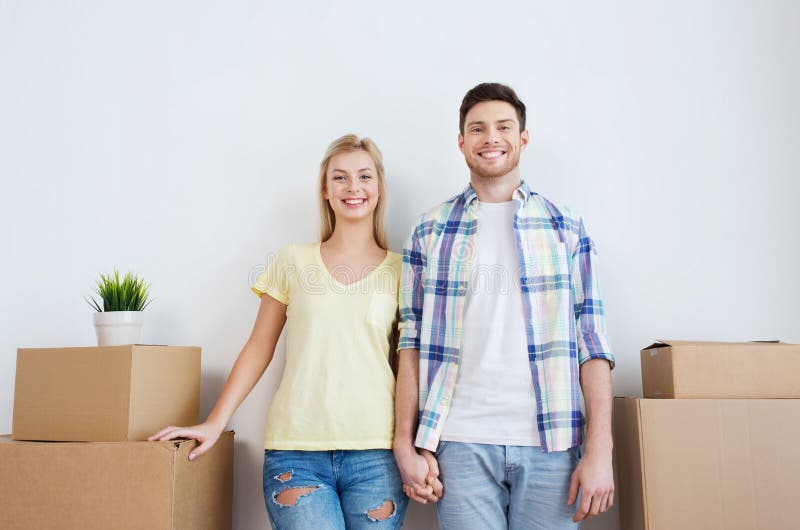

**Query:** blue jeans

left=262, top=449, right=408, bottom=530
left=435, top=441, right=582, bottom=530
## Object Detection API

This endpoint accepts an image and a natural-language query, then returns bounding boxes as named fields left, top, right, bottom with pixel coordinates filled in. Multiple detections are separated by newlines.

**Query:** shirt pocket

left=523, top=237, right=571, bottom=297
left=530, top=239, right=570, bottom=278
left=365, top=292, right=399, bottom=331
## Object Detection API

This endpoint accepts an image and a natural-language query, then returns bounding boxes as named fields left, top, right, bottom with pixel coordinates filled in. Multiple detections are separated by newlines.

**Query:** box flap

left=641, top=341, right=670, bottom=351
left=172, top=431, right=234, bottom=530
left=653, top=339, right=785, bottom=348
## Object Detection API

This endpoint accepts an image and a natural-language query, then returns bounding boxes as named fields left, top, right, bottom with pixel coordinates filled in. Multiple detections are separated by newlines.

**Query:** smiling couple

left=150, top=82, right=616, bottom=530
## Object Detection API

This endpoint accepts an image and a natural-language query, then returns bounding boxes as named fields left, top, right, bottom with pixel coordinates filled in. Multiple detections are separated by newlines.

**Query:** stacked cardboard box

left=0, top=432, right=234, bottom=529
left=614, top=340, right=800, bottom=530
left=2, top=345, right=233, bottom=530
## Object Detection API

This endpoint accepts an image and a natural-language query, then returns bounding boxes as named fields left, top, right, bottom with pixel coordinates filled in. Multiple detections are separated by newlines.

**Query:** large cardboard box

left=0, top=431, right=234, bottom=530
left=640, top=340, right=800, bottom=398
left=613, top=397, right=800, bottom=530
left=13, top=345, right=201, bottom=441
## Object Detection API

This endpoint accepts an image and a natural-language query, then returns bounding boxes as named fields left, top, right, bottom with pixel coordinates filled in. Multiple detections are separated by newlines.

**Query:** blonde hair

left=318, top=134, right=388, bottom=250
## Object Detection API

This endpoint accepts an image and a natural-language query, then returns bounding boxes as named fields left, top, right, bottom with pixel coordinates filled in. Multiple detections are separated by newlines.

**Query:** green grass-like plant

left=86, top=269, right=153, bottom=312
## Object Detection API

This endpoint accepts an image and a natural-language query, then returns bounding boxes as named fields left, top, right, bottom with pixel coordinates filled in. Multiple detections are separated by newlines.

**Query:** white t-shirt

left=440, top=200, right=539, bottom=446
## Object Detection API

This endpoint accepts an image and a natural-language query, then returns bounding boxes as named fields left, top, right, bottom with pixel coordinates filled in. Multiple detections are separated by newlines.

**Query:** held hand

left=568, top=448, right=615, bottom=522
left=148, top=422, right=223, bottom=461
left=419, top=449, right=444, bottom=498
left=394, top=447, right=441, bottom=504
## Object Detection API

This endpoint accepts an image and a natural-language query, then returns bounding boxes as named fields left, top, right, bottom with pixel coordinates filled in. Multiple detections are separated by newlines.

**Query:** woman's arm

left=149, top=294, right=287, bottom=460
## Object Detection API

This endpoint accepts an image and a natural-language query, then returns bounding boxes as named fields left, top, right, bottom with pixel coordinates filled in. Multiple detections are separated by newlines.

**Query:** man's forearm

left=580, top=358, right=613, bottom=454
left=394, top=348, right=420, bottom=452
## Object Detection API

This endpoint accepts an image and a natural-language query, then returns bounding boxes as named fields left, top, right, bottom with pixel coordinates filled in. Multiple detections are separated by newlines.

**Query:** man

left=393, top=82, right=615, bottom=529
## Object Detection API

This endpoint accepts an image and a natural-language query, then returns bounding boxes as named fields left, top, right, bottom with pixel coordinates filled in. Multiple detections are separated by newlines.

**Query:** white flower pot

left=93, top=311, right=144, bottom=346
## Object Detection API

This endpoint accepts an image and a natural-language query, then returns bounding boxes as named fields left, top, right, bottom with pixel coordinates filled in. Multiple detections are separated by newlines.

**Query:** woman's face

left=323, top=150, right=380, bottom=224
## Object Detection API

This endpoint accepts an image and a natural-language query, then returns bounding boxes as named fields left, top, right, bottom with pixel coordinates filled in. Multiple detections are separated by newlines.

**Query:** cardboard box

left=13, top=345, right=201, bottom=441
left=0, top=431, right=233, bottom=530
left=613, top=397, right=800, bottom=530
left=640, top=340, right=800, bottom=398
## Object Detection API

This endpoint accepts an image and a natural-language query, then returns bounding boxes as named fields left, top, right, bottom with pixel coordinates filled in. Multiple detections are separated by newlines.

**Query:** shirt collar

left=461, top=179, right=532, bottom=209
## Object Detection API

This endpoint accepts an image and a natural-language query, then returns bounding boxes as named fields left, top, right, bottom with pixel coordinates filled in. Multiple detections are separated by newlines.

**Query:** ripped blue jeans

left=263, top=449, right=408, bottom=530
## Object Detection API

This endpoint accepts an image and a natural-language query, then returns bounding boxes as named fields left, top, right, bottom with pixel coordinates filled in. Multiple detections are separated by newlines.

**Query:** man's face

left=459, top=100, right=529, bottom=180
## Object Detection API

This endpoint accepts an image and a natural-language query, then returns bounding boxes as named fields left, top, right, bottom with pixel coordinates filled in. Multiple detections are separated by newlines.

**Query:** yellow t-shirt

left=251, top=242, right=400, bottom=450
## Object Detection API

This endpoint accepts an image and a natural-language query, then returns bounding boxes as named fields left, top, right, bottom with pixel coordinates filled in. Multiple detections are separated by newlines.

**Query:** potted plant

left=86, top=269, right=153, bottom=346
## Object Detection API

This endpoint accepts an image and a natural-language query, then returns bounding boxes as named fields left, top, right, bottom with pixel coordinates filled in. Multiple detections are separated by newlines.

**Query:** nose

left=346, top=176, right=361, bottom=192
left=485, top=129, right=501, bottom=144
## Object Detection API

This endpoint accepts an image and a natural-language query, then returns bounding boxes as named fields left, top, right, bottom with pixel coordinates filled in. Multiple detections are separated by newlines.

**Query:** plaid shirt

left=399, top=180, right=615, bottom=453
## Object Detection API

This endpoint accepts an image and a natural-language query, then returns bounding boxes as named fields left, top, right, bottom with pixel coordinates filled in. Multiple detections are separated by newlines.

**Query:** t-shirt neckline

left=315, top=242, right=392, bottom=289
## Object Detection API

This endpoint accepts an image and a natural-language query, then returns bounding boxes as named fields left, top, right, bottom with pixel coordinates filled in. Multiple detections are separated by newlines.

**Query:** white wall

left=2, top=1, right=799, bottom=529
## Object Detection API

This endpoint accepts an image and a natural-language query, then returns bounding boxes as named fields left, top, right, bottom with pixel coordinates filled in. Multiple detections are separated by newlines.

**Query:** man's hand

left=394, top=446, right=443, bottom=504
left=567, top=448, right=614, bottom=522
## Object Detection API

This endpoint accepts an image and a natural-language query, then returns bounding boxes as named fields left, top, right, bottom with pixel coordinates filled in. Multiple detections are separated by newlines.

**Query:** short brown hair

left=459, top=82, right=526, bottom=134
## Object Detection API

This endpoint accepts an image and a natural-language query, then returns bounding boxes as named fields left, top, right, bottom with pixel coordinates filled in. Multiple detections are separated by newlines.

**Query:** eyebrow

left=466, top=119, right=516, bottom=127
left=331, top=167, right=374, bottom=173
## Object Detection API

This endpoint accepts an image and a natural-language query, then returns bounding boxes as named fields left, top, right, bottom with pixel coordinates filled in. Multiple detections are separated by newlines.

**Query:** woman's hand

left=148, top=421, right=224, bottom=461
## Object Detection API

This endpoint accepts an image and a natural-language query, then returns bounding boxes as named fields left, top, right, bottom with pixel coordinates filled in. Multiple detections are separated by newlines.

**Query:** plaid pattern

left=399, top=180, right=615, bottom=453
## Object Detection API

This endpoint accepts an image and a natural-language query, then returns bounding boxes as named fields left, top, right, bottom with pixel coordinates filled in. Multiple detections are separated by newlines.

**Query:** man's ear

left=458, top=133, right=465, bottom=154
left=520, top=129, right=530, bottom=151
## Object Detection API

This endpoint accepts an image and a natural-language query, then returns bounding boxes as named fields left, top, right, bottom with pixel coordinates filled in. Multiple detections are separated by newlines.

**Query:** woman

left=150, top=134, right=408, bottom=529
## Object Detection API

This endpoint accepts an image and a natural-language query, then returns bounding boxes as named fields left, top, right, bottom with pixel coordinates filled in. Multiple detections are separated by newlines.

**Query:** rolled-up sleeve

left=571, top=217, right=615, bottom=368
left=398, top=220, right=426, bottom=351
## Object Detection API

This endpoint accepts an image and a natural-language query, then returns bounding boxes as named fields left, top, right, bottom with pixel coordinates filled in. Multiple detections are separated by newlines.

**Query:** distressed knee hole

left=275, top=471, right=292, bottom=483
left=273, top=486, right=319, bottom=507
left=366, top=500, right=396, bottom=522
